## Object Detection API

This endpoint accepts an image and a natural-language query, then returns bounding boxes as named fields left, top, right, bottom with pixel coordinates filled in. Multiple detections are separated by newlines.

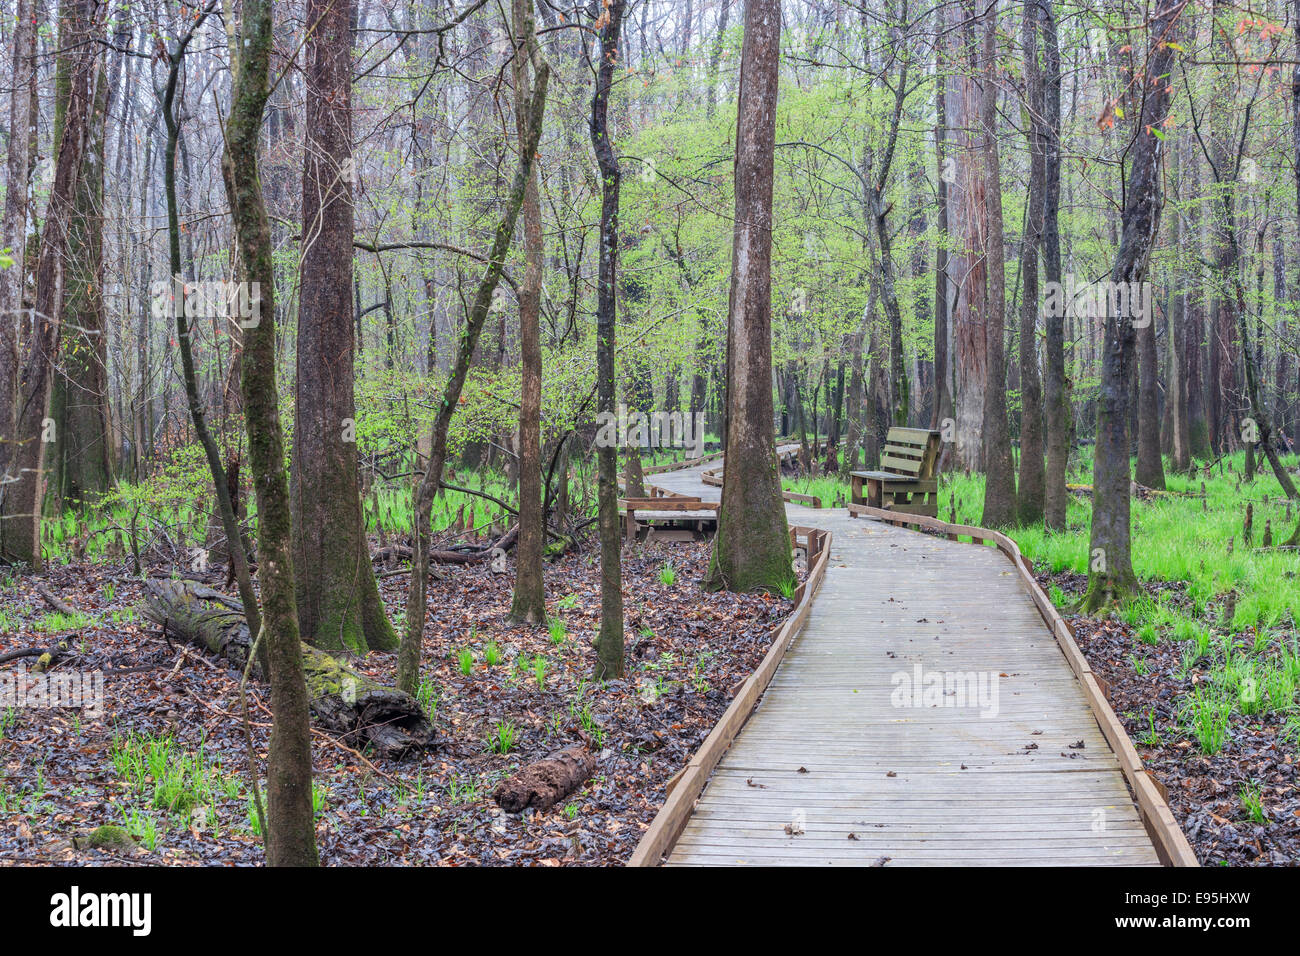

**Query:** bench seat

left=849, top=428, right=942, bottom=517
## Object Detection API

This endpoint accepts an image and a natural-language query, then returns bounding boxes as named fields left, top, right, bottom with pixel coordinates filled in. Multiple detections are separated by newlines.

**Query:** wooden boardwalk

left=636, top=456, right=1192, bottom=867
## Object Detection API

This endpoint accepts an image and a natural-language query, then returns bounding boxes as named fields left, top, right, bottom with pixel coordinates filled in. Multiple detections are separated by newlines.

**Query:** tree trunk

left=704, top=0, right=791, bottom=594
left=1017, top=1, right=1046, bottom=524
left=1135, top=309, right=1166, bottom=488
left=508, top=0, right=546, bottom=625
left=590, top=0, right=626, bottom=678
left=53, top=18, right=113, bottom=507
left=220, top=0, right=318, bottom=867
left=0, top=0, right=36, bottom=451
left=1081, top=6, right=1178, bottom=612
left=0, top=0, right=94, bottom=568
left=979, top=1, right=1016, bottom=527
left=293, top=0, right=396, bottom=654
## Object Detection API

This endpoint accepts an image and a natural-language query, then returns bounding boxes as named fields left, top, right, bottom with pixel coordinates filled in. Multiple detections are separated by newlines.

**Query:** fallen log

left=141, top=579, right=436, bottom=758
left=492, top=744, right=596, bottom=813
left=371, top=524, right=519, bottom=565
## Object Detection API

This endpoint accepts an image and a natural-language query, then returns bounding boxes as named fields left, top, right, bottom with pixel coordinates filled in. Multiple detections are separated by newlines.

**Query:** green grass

left=34, top=610, right=94, bottom=633
left=1240, top=781, right=1267, bottom=824
left=488, top=720, right=517, bottom=755
left=548, top=617, right=567, bottom=645
left=781, top=475, right=844, bottom=508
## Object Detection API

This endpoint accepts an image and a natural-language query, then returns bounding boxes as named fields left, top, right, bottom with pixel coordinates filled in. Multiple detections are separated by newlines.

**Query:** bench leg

left=867, top=479, right=883, bottom=509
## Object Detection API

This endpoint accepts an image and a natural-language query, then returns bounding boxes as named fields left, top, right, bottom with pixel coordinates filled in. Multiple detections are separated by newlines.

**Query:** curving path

left=640, top=454, right=1177, bottom=866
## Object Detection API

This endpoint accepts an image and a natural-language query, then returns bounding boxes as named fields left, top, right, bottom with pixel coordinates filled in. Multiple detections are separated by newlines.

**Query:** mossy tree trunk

left=220, top=0, right=318, bottom=868
left=589, top=0, right=627, bottom=677
left=52, top=28, right=113, bottom=509
left=142, top=580, right=434, bottom=758
left=704, top=0, right=791, bottom=595
left=1081, top=5, right=1179, bottom=613
left=292, top=0, right=396, bottom=654
left=508, top=0, right=546, bottom=626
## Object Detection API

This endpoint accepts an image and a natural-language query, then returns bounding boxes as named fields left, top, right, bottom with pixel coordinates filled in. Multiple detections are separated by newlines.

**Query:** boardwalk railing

left=846, top=502, right=1197, bottom=867
left=627, top=525, right=833, bottom=866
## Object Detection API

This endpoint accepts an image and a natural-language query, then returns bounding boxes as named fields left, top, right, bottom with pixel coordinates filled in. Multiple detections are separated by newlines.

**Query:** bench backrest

left=880, top=427, right=941, bottom=479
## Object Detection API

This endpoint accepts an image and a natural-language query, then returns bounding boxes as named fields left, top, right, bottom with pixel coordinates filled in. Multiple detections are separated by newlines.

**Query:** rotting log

left=493, top=744, right=595, bottom=813
left=141, top=579, right=436, bottom=758
left=371, top=525, right=519, bottom=566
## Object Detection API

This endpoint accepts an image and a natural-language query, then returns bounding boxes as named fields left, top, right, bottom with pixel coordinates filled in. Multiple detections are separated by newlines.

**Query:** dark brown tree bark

left=292, top=0, right=396, bottom=654
left=944, top=0, right=987, bottom=470
left=1167, top=135, right=1192, bottom=472
left=590, top=0, right=626, bottom=678
left=1081, top=4, right=1180, bottom=612
left=1038, top=0, right=1068, bottom=528
left=979, top=0, right=1016, bottom=527
left=1135, top=308, right=1166, bottom=488
left=509, top=0, right=546, bottom=625
left=704, top=0, right=791, bottom=594
left=220, top=0, right=318, bottom=867
left=493, top=745, right=595, bottom=812
left=51, top=9, right=113, bottom=508
left=1017, top=1, right=1046, bottom=524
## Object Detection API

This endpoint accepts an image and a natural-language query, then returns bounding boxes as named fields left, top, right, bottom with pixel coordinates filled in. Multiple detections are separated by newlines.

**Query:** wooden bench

left=849, top=426, right=942, bottom=517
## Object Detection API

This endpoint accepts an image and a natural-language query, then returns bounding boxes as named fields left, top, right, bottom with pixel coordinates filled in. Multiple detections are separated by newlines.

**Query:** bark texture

left=704, top=0, right=791, bottom=594
left=221, top=0, right=318, bottom=867
left=292, top=0, right=397, bottom=654
left=590, top=0, right=627, bottom=677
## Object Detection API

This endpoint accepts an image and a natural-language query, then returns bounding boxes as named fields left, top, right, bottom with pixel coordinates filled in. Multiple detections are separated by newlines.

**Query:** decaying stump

left=493, top=744, right=596, bottom=813
left=142, top=579, right=436, bottom=758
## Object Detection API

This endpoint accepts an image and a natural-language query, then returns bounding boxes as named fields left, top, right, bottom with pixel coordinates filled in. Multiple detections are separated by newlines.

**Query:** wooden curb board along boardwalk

left=632, top=455, right=1196, bottom=867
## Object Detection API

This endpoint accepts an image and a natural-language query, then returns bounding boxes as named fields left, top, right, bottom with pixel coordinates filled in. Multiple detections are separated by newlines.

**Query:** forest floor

left=0, top=539, right=795, bottom=866
left=1046, top=568, right=1300, bottom=867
